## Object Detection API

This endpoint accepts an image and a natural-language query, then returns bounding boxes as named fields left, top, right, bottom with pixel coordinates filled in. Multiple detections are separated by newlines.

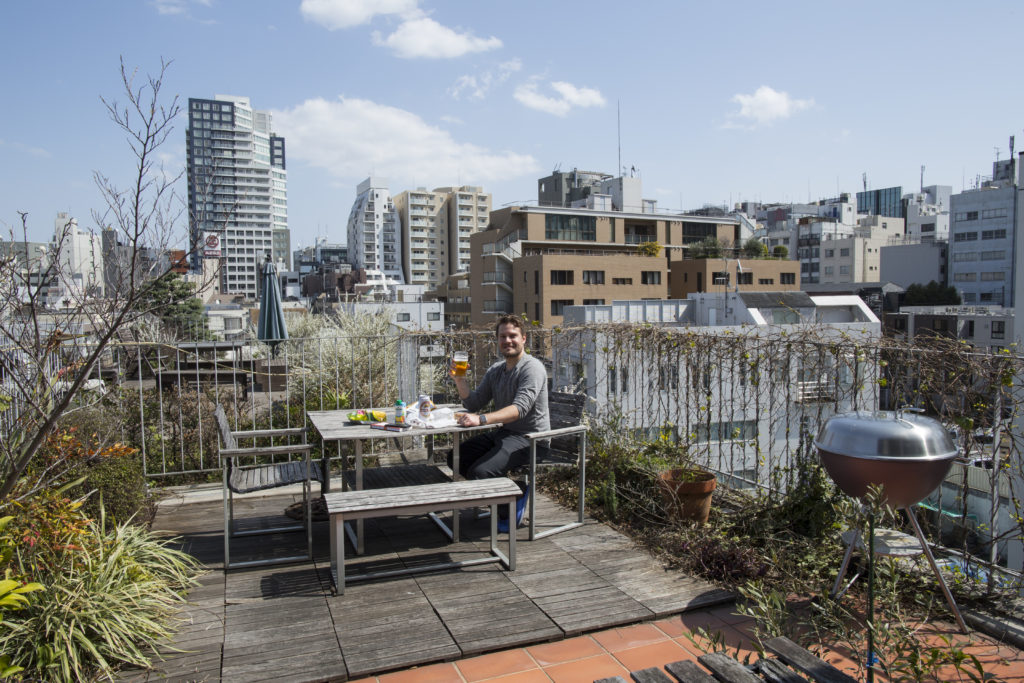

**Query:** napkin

left=404, top=406, right=457, bottom=429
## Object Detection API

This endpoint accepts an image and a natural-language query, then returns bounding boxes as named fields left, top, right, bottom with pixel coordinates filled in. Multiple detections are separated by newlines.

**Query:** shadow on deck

left=125, top=489, right=733, bottom=682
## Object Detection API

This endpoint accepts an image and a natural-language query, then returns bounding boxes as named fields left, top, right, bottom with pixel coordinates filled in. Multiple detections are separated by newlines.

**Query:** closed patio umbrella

left=257, top=255, right=288, bottom=357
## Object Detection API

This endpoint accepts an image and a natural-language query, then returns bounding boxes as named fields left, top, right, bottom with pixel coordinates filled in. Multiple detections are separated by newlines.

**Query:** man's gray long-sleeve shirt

left=462, top=353, right=549, bottom=435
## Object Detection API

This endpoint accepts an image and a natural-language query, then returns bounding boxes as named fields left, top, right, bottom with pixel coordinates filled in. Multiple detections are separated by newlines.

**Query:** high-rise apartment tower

left=186, top=95, right=289, bottom=297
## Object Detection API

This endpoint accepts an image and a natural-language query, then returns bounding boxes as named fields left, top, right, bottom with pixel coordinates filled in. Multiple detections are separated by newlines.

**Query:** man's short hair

left=495, top=314, right=527, bottom=335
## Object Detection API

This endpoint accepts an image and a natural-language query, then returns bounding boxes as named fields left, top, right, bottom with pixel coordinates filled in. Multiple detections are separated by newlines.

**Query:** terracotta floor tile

left=347, top=678, right=378, bottom=683
left=706, top=603, right=749, bottom=625
left=487, top=669, right=554, bottom=683
left=378, top=661, right=464, bottom=683
left=677, top=610, right=730, bottom=638
left=457, top=649, right=538, bottom=682
left=653, top=616, right=688, bottom=639
left=613, top=639, right=692, bottom=672
left=591, top=623, right=669, bottom=653
left=527, top=636, right=604, bottom=667
left=544, top=654, right=629, bottom=683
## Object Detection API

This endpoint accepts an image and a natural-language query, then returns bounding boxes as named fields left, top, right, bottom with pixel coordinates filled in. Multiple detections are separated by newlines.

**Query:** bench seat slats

left=229, top=460, right=322, bottom=494
left=326, top=479, right=520, bottom=515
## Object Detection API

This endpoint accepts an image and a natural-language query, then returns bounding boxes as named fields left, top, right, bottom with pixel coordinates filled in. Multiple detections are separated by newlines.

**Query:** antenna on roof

left=920, top=165, right=925, bottom=193
left=617, top=100, right=622, bottom=180
left=862, top=172, right=867, bottom=192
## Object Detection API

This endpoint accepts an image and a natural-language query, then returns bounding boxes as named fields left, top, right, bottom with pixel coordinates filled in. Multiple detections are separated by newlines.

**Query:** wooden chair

left=523, top=391, right=589, bottom=540
left=215, top=405, right=324, bottom=569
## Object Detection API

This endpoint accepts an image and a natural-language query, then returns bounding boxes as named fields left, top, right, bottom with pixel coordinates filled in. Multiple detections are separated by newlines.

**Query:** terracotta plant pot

left=657, top=468, right=717, bottom=524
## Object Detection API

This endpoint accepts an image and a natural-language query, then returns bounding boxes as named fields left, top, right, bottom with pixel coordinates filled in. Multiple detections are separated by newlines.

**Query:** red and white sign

left=203, top=232, right=221, bottom=258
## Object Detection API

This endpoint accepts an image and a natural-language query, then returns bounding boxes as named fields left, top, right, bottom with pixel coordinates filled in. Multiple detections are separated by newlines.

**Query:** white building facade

left=949, top=160, right=1017, bottom=306
left=347, top=177, right=403, bottom=286
left=186, top=95, right=289, bottom=297
left=393, top=185, right=491, bottom=289
left=49, top=212, right=104, bottom=307
left=557, top=293, right=881, bottom=489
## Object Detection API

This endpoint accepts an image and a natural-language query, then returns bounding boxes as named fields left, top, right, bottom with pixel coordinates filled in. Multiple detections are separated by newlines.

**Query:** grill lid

left=814, top=410, right=957, bottom=462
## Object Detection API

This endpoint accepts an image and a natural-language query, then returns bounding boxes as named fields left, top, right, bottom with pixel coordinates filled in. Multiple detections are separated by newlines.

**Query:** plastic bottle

left=394, top=399, right=405, bottom=424
left=417, top=394, right=434, bottom=419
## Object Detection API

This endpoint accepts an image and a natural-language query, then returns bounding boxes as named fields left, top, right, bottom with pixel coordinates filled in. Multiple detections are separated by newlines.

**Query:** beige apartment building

left=669, top=258, right=800, bottom=298
left=393, top=186, right=491, bottom=290
left=469, top=205, right=740, bottom=328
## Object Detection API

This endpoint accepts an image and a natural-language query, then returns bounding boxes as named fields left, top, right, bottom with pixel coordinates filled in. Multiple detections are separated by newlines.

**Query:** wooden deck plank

left=137, top=487, right=728, bottom=681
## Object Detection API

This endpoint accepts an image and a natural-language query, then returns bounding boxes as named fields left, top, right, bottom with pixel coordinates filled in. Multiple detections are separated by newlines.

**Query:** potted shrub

left=657, top=466, right=717, bottom=524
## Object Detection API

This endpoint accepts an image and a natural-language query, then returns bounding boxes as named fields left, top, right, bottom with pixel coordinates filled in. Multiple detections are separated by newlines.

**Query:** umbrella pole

left=867, top=507, right=875, bottom=683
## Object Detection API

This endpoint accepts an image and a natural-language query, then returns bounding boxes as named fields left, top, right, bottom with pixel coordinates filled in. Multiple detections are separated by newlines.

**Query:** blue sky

left=3, top=0, right=1023, bottom=249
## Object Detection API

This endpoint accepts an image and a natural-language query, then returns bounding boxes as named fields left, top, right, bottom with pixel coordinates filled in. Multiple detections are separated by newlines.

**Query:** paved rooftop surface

left=124, top=486, right=732, bottom=681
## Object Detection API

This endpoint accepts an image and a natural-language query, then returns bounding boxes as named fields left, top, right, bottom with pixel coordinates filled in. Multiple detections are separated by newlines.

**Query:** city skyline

left=4, top=0, right=1023, bottom=251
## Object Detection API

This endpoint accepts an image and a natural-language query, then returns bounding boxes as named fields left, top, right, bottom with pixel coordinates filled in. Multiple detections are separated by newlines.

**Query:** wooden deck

left=124, top=488, right=732, bottom=682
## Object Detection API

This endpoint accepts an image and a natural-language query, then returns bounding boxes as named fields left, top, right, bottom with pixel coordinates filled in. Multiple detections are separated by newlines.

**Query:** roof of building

left=738, top=292, right=814, bottom=309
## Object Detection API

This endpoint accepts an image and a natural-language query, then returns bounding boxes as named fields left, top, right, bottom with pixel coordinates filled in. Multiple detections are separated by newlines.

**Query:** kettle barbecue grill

left=815, top=408, right=969, bottom=680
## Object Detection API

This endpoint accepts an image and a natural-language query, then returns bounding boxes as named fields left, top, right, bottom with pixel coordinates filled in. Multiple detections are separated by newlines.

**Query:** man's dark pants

left=449, top=428, right=530, bottom=479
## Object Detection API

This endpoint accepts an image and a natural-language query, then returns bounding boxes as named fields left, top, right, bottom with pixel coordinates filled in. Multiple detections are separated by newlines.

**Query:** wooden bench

left=594, top=636, right=858, bottom=683
left=524, top=391, right=588, bottom=540
left=324, top=478, right=521, bottom=594
left=215, top=405, right=323, bottom=569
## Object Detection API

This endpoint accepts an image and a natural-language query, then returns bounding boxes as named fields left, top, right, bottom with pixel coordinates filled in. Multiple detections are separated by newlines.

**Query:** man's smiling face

left=497, top=322, right=525, bottom=360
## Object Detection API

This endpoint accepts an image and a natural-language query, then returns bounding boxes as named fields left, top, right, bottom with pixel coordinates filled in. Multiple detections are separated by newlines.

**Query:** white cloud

left=439, top=115, right=463, bottom=125
left=151, top=0, right=210, bottom=16
left=373, top=16, right=501, bottom=59
left=299, top=0, right=417, bottom=29
left=513, top=79, right=606, bottom=117
left=273, top=96, right=538, bottom=184
left=727, top=85, right=813, bottom=128
left=0, top=139, right=51, bottom=159
left=449, top=59, right=521, bottom=100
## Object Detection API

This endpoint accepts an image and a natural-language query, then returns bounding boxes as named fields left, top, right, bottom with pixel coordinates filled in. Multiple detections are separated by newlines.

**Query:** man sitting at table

left=451, top=315, right=549, bottom=497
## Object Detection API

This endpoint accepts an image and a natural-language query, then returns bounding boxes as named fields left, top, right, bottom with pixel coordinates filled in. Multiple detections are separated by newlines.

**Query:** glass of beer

left=452, top=351, right=469, bottom=377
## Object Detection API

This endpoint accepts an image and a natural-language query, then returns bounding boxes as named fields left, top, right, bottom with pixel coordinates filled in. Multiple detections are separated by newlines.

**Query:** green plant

left=0, top=515, right=44, bottom=679
left=772, top=244, right=788, bottom=259
left=0, top=514, right=201, bottom=681
left=637, top=241, right=663, bottom=257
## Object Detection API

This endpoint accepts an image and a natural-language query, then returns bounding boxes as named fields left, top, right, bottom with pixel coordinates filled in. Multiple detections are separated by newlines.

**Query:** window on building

left=982, top=208, right=1008, bottom=219
left=839, top=265, right=850, bottom=275
left=583, top=299, right=605, bottom=305
left=980, top=292, right=996, bottom=302
left=427, top=312, right=440, bottom=321
left=992, top=320, right=1006, bottom=339
left=612, top=277, right=633, bottom=285
left=982, top=229, right=1007, bottom=240
left=981, top=250, right=1006, bottom=260
left=534, top=270, right=539, bottom=295
left=964, top=320, right=975, bottom=338
left=825, top=249, right=834, bottom=257
left=658, top=364, right=679, bottom=391
left=535, top=302, right=540, bottom=320
left=980, top=271, right=1005, bottom=281
left=963, top=292, right=976, bottom=303
left=550, top=299, right=574, bottom=316
left=396, top=313, right=411, bottom=322
left=954, top=252, right=979, bottom=262
left=582, top=270, right=605, bottom=285
left=955, top=232, right=978, bottom=242
left=758, top=278, right=774, bottom=285
left=921, top=223, right=935, bottom=233
left=780, top=272, right=796, bottom=285
left=737, top=272, right=753, bottom=285
left=608, top=365, right=617, bottom=394
left=840, top=248, right=850, bottom=257
left=824, top=266, right=834, bottom=276
left=545, top=214, right=596, bottom=241
left=693, top=420, right=757, bottom=443
left=953, top=272, right=977, bottom=282
left=641, top=271, right=662, bottom=285
left=550, top=270, right=574, bottom=285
